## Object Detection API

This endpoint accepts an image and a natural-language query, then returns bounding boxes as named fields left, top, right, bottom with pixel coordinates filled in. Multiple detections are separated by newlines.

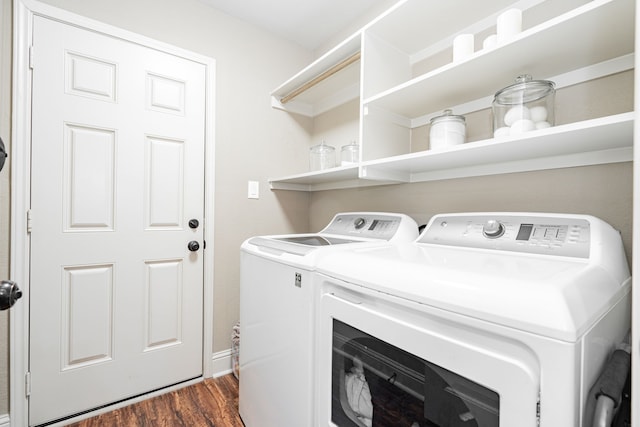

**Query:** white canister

left=452, top=34, right=474, bottom=62
left=429, top=110, right=466, bottom=150
left=497, top=8, right=522, bottom=44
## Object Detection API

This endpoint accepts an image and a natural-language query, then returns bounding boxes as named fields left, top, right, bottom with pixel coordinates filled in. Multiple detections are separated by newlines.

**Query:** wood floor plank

left=66, top=375, right=243, bottom=427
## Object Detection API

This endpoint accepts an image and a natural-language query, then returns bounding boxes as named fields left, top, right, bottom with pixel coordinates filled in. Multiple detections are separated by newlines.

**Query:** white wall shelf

left=268, top=165, right=361, bottom=191
left=269, top=113, right=633, bottom=191
left=361, top=113, right=633, bottom=183
left=268, top=0, right=634, bottom=192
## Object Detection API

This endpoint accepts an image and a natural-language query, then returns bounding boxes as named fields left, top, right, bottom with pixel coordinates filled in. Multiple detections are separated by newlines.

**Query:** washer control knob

left=483, top=219, right=505, bottom=238
left=354, top=217, right=366, bottom=230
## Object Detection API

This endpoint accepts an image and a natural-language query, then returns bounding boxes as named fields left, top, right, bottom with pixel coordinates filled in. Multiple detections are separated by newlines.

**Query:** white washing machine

left=315, top=213, right=631, bottom=427
left=239, top=212, right=419, bottom=427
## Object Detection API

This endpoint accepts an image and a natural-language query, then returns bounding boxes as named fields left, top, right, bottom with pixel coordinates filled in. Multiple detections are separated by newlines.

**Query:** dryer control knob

left=483, top=220, right=505, bottom=238
left=354, top=217, right=366, bottom=229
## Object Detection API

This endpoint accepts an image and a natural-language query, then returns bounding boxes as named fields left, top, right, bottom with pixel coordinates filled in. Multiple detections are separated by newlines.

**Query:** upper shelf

left=268, top=0, right=633, bottom=120
left=270, top=33, right=361, bottom=117
left=269, top=113, right=634, bottom=191
left=364, top=0, right=518, bottom=59
left=363, top=0, right=589, bottom=61
left=363, top=0, right=635, bottom=120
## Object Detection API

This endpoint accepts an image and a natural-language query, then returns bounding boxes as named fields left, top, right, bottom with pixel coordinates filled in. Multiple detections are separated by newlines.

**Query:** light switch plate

left=248, top=180, right=259, bottom=199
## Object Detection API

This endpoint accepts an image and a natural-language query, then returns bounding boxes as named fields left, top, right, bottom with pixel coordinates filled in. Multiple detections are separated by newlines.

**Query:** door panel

left=146, top=136, right=185, bottom=228
left=145, top=259, right=184, bottom=350
left=62, top=264, right=114, bottom=369
left=64, top=124, right=116, bottom=230
left=29, top=16, right=206, bottom=425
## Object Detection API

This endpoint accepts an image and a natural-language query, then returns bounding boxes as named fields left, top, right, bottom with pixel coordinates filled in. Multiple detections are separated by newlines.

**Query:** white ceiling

left=197, top=0, right=388, bottom=50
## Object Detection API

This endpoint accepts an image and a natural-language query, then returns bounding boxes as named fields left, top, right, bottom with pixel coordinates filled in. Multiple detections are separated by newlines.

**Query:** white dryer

left=315, top=213, right=631, bottom=427
left=239, top=212, right=418, bottom=427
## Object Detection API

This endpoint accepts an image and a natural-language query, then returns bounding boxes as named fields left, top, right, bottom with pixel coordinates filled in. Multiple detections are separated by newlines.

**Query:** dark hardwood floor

left=66, top=375, right=244, bottom=427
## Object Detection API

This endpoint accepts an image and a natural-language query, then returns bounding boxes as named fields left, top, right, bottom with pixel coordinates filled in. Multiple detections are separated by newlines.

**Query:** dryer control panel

left=420, top=213, right=592, bottom=258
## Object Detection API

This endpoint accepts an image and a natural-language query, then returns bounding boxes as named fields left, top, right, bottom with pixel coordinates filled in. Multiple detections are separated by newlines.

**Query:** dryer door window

left=331, top=319, right=499, bottom=427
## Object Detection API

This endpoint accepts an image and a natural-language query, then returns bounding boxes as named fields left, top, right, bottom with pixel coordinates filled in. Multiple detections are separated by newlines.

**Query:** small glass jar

left=309, top=141, right=335, bottom=171
left=340, top=141, right=359, bottom=166
left=492, top=74, right=555, bottom=138
left=429, top=109, right=466, bottom=150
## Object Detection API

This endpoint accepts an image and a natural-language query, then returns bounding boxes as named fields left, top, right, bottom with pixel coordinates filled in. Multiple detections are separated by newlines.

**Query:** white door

left=28, top=16, right=206, bottom=425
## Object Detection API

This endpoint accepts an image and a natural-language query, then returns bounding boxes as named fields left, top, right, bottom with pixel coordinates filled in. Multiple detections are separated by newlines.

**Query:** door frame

left=10, top=1, right=216, bottom=425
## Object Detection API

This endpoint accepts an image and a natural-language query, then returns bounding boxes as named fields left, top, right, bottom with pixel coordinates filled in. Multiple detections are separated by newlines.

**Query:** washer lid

left=317, top=243, right=630, bottom=342
left=275, top=235, right=362, bottom=246
left=248, top=235, right=362, bottom=256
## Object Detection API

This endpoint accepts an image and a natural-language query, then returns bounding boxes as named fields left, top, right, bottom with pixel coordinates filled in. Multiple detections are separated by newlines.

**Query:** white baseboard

left=0, top=413, right=10, bottom=427
left=211, top=349, right=233, bottom=378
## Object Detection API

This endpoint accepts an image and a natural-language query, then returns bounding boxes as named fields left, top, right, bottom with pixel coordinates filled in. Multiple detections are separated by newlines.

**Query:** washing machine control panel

left=421, top=214, right=592, bottom=258
left=323, top=213, right=416, bottom=241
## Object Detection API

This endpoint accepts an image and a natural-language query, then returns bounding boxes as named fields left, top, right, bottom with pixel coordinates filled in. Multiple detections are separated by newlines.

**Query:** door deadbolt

left=188, top=219, right=199, bottom=229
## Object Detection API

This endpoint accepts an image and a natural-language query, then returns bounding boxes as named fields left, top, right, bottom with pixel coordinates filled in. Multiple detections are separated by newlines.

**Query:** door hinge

left=25, top=371, right=31, bottom=397
left=28, top=45, right=34, bottom=69
left=27, top=209, right=32, bottom=233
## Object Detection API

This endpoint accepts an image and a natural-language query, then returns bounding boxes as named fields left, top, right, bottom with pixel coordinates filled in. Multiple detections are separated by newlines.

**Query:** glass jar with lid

left=429, top=109, right=466, bottom=150
left=309, top=141, right=336, bottom=171
left=492, top=74, right=555, bottom=138
left=340, top=141, right=359, bottom=166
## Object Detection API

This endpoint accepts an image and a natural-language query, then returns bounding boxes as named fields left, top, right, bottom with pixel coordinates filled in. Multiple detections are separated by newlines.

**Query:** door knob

left=187, top=241, right=200, bottom=252
left=0, top=280, right=22, bottom=311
